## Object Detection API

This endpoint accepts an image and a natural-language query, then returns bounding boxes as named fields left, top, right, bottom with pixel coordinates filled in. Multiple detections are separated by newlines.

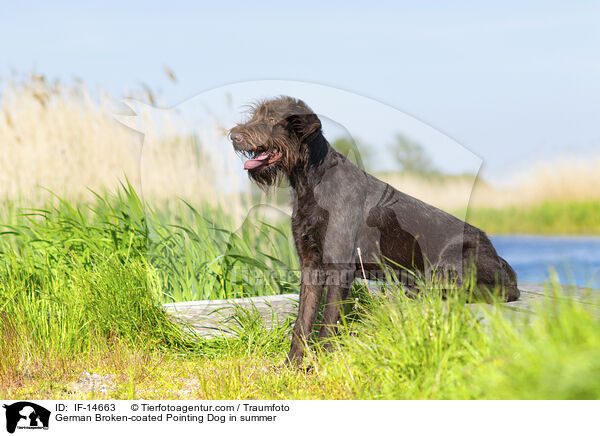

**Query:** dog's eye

left=269, top=117, right=278, bottom=125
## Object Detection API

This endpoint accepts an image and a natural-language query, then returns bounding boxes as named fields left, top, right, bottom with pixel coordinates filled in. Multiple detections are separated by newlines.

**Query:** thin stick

left=356, top=247, right=371, bottom=293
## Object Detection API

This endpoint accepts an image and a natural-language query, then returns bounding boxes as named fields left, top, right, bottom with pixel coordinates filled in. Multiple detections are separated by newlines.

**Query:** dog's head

left=229, top=96, right=322, bottom=187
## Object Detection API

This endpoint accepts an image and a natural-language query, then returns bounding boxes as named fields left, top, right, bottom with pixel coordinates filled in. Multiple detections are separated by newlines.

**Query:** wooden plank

left=163, top=294, right=299, bottom=338
left=510, top=283, right=600, bottom=307
left=164, top=283, right=599, bottom=337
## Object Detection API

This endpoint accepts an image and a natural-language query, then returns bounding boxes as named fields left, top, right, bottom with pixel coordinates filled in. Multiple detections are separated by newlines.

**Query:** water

left=491, top=235, right=600, bottom=288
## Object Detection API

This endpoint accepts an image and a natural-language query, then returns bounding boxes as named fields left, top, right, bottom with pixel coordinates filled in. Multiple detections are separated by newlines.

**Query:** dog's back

left=328, top=148, right=519, bottom=300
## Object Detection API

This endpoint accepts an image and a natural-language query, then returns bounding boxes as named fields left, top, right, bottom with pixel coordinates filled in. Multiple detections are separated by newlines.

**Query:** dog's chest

left=290, top=191, right=329, bottom=262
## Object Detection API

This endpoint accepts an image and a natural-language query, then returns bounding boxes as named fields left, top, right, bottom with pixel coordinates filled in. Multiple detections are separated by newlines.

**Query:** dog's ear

left=286, top=112, right=322, bottom=142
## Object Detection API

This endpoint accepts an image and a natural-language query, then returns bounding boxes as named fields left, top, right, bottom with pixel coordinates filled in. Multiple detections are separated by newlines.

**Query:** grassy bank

left=1, top=187, right=599, bottom=399
left=463, top=200, right=600, bottom=235
left=2, top=280, right=599, bottom=399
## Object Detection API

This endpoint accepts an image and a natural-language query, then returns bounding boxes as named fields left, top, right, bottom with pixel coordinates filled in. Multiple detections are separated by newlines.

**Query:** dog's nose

left=230, top=133, right=243, bottom=144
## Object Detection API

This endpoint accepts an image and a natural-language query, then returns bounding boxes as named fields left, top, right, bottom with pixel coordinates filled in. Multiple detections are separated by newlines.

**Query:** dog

left=230, top=96, right=519, bottom=363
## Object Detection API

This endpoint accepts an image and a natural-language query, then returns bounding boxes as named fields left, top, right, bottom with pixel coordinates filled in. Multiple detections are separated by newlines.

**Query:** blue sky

left=2, top=1, right=599, bottom=181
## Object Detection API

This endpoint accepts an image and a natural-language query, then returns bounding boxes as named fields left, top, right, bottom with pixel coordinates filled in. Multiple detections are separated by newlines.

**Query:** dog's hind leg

left=464, top=255, right=520, bottom=302
left=498, top=257, right=520, bottom=301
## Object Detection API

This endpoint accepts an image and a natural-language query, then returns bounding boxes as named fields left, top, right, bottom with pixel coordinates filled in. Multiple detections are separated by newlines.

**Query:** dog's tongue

left=244, top=152, right=271, bottom=170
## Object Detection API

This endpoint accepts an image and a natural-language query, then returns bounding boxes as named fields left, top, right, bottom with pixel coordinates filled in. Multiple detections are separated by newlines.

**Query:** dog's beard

left=248, top=163, right=285, bottom=189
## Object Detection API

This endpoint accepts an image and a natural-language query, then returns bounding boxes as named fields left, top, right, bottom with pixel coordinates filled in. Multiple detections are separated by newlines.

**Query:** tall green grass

left=3, top=272, right=597, bottom=399
left=317, top=280, right=600, bottom=399
left=0, top=183, right=298, bottom=303
left=0, top=184, right=298, bottom=391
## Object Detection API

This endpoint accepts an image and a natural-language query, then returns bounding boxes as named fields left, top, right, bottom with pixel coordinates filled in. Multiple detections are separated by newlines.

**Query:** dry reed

left=1, top=75, right=598, bottom=213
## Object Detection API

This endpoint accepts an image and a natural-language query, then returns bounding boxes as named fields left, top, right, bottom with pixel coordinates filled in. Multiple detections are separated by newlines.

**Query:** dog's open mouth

left=243, top=150, right=283, bottom=170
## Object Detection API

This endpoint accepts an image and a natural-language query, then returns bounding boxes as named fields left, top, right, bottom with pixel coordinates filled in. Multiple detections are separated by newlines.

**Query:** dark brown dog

left=230, top=96, right=519, bottom=363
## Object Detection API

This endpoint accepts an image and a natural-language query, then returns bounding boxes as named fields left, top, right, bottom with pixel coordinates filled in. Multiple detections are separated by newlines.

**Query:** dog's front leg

left=317, top=267, right=355, bottom=347
left=286, top=264, right=324, bottom=364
